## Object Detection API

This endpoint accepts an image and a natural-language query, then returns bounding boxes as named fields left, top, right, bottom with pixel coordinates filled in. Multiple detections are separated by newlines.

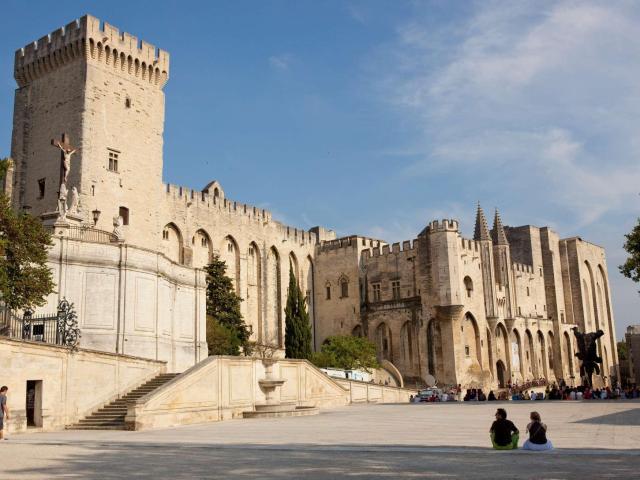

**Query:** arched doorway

left=496, top=360, right=507, bottom=388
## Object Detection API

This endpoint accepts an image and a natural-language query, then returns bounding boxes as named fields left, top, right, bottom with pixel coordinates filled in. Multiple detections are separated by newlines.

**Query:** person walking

left=522, top=411, right=553, bottom=451
left=490, top=408, right=519, bottom=450
left=0, top=386, right=9, bottom=440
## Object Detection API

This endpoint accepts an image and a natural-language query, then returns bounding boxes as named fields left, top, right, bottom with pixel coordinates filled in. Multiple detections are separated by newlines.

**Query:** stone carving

left=113, top=215, right=123, bottom=239
left=57, top=183, right=68, bottom=219
left=573, top=327, right=604, bottom=387
left=51, top=134, right=77, bottom=186
left=68, top=186, right=80, bottom=214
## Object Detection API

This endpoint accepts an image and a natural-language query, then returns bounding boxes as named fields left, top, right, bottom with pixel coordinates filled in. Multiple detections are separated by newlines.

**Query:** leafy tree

left=206, top=316, right=243, bottom=356
left=0, top=194, right=54, bottom=311
left=284, top=264, right=312, bottom=359
left=311, top=335, right=379, bottom=372
left=204, top=255, right=251, bottom=355
left=620, top=218, right=640, bottom=292
left=617, top=341, right=628, bottom=362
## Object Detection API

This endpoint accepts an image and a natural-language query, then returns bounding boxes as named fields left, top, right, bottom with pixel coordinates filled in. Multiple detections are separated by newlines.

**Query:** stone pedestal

left=243, top=359, right=318, bottom=418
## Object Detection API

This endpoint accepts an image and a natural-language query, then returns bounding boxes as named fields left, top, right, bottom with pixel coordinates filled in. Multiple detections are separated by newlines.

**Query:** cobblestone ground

left=3, top=401, right=640, bottom=479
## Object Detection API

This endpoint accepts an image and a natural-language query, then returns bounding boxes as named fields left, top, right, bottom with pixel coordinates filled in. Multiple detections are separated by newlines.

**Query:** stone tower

left=11, top=15, right=169, bottom=246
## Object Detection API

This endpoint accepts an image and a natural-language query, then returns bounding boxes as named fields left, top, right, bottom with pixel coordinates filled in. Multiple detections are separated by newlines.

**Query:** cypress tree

left=204, top=254, right=251, bottom=355
left=284, top=264, right=312, bottom=359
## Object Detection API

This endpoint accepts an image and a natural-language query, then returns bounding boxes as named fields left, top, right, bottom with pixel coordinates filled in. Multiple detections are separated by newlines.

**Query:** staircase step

left=67, top=372, right=180, bottom=431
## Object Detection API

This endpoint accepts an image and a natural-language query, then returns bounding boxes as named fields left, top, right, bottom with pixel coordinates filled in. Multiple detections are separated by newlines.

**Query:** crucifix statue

left=51, top=133, right=78, bottom=186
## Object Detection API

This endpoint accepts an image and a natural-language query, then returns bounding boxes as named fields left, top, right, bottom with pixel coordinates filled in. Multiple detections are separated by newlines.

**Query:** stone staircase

left=67, top=373, right=179, bottom=430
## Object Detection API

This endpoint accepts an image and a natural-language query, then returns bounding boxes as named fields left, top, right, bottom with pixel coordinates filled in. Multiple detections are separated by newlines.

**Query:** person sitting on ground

left=522, top=411, right=553, bottom=451
left=530, top=391, right=537, bottom=401
left=488, top=390, right=497, bottom=401
left=477, top=389, right=486, bottom=401
left=490, top=408, right=519, bottom=450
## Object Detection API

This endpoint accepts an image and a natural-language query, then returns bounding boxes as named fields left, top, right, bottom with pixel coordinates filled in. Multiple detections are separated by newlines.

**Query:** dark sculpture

left=572, top=327, right=604, bottom=387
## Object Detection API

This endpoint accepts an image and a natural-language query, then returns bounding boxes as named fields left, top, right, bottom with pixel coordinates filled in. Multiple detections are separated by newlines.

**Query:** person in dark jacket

left=490, top=408, right=519, bottom=450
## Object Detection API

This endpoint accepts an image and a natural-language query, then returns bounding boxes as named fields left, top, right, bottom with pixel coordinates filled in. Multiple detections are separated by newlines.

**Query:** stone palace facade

left=3, top=15, right=619, bottom=387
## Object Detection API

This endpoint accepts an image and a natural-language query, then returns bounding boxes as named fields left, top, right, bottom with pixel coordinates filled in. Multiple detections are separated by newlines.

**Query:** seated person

left=488, top=390, right=497, bottom=401
left=522, top=411, right=553, bottom=451
left=490, top=408, right=519, bottom=450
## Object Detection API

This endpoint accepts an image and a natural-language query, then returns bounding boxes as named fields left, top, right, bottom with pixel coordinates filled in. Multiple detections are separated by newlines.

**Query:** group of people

left=509, top=384, right=640, bottom=401
left=490, top=408, right=553, bottom=451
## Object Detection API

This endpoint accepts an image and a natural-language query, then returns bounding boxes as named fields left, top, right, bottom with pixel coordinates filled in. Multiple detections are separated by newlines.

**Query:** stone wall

left=38, top=232, right=207, bottom=372
left=125, top=356, right=416, bottom=430
left=0, top=337, right=165, bottom=433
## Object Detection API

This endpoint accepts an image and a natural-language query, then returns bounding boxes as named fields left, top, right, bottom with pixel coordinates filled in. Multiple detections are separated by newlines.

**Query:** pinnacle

left=491, top=208, right=508, bottom=245
left=473, top=203, right=491, bottom=241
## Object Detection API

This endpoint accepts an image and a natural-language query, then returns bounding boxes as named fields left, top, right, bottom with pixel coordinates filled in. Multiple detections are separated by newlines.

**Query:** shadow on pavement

left=573, top=408, right=640, bottom=426
left=5, top=442, right=640, bottom=479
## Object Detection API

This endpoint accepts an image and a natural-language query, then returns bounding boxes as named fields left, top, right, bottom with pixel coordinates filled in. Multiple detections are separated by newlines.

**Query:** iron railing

left=66, top=225, right=118, bottom=243
left=6, top=311, right=61, bottom=344
left=1, top=299, right=80, bottom=349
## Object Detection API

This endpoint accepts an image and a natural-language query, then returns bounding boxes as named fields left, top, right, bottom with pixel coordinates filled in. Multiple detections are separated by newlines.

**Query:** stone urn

left=258, top=358, right=288, bottom=408
left=242, top=358, right=318, bottom=418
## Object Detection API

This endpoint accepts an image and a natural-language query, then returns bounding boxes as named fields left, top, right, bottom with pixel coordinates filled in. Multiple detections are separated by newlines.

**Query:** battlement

left=14, top=14, right=169, bottom=88
left=459, top=237, right=480, bottom=253
left=512, top=262, right=534, bottom=275
left=317, top=235, right=385, bottom=255
left=162, top=182, right=317, bottom=245
left=426, top=219, right=459, bottom=233
left=361, top=239, right=417, bottom=260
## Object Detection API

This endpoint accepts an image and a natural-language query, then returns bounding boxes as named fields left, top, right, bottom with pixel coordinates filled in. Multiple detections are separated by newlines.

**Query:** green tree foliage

left=311, top=335, right=379, bottom=372
left=284, top=264, right=312, bottom=359
left=0, top=158, right=10, bottom=182
left=204, top=255, right=251, bottom=355
left=620, top=218, right=640, bottom=292
left=0, top=194, right=54, bottom=311
left=617, top=341, right=628, bottom=362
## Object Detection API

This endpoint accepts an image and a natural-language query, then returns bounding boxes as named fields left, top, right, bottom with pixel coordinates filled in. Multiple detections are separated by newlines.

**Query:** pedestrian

left=490, top=408, right=519, bottom=450
left=522, top=411, right=553, bottom=451
left=0, top=386, right=9, bottom=440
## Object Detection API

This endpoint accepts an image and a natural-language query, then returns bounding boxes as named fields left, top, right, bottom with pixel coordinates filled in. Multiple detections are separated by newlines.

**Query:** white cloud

left=367, top=0, right=640, bottom=336
left=268, top=53, right=293, bottom=71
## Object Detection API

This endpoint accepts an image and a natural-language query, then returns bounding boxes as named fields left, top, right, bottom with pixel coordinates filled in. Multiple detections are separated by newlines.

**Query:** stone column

left=434, top=305, right=464, bottom=386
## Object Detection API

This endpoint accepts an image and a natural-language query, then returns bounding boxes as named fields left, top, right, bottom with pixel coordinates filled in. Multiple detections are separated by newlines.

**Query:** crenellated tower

left=474, top=204, right=498, bottom=319
left=11, top=15, right=169, bottom=247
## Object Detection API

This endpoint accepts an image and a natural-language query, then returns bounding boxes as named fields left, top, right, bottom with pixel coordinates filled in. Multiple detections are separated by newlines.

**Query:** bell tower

left=10, top=15, right=169, bottom=247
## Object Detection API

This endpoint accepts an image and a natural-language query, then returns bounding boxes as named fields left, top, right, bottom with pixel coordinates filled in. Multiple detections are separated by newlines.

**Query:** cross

left=50, top=133, right=77, bottom=186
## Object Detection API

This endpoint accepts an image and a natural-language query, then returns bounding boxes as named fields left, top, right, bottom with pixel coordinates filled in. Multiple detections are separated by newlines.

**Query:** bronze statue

left=572, top=327, right=604, bottom=387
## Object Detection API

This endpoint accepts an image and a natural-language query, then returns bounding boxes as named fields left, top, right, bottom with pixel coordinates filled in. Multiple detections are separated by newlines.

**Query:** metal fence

left=66, top=225, right=117, bottom=243
left=1, top=299, right=80, bottom=349
left=6, top=311, right=62, bottom=344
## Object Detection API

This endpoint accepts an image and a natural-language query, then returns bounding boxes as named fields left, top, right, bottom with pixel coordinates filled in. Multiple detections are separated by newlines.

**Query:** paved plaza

left=3, top=401, right=640, bottom=479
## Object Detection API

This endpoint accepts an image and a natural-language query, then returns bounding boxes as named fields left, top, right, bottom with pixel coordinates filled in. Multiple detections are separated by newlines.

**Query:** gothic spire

left=491, top=208, right=509, bottom=245
left=473, top=203, right=491, bottom=241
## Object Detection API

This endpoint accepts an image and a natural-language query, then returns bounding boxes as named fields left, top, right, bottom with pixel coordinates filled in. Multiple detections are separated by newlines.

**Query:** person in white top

left=569, top=390, right=576, bottom=400
left=576, top=390, right=583, bottom=400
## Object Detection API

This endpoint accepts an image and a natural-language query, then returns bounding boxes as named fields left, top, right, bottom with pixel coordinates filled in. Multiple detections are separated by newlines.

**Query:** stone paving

left=2, top=401, right=640, bottom=479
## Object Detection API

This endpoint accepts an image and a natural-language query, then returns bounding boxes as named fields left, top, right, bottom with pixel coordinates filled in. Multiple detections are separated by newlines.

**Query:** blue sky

left=1, top=0, right=638, bottom=338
